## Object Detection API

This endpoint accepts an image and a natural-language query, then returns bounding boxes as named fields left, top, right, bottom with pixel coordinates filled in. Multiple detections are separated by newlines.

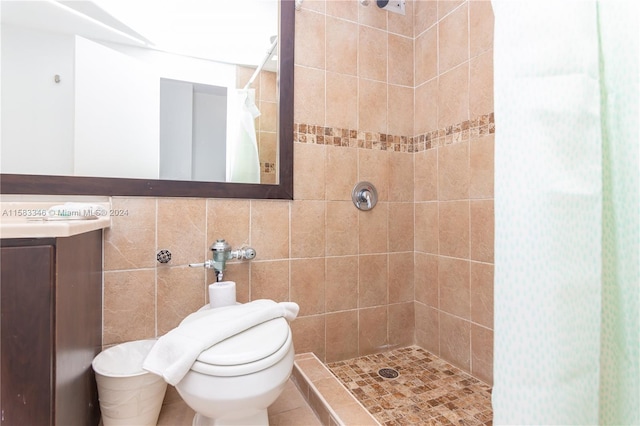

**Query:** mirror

left=0, top=0, right=293, bottom=199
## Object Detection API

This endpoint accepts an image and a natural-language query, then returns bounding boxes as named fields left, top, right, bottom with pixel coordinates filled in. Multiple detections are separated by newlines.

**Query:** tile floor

left=154, top=346, right=492, bottom=426
left=327, top=346, right=493, bottom=426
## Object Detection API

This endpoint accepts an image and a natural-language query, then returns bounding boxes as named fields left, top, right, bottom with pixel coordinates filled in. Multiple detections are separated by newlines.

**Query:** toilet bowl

left=174, top=309, right=295, bottom=426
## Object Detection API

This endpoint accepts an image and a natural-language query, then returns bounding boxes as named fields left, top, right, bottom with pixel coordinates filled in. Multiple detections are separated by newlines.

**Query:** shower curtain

left=226, top=89, right=261, bottom=183
left=492, top=1, right=638, bottom=425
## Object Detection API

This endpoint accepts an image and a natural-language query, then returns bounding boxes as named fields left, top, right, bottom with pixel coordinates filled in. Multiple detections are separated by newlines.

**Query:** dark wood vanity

left=1, top=230, right=102, bottom=425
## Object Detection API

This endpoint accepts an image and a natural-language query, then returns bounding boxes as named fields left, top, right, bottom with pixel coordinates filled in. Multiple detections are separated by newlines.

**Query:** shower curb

left=292, top=353, right=381, bottom=426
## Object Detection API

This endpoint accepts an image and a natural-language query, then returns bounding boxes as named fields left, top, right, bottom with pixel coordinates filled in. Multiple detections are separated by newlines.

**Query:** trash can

left=92, top=339, right=167, bottom=426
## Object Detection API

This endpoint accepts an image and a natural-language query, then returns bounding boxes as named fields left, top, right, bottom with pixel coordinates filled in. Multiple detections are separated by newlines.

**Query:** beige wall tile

left=389, top=152, right=414, bottom=202
left=358, top=201, right=388, bottom=254
left=469, top=0, right=494, bottom=58
left=389, top=302, right=415, bottom=347
left=325, top=256, right=359, bottom=312
left=438, top=2, right=468, bottom=73
left=388, top=34, right=414, bottom=87
left=291, top=315, right=326, bottom=360
left=294, top=65, right=326, bottom=125
left=438, top=256, right=470, bottom=319
left=251, top=201, right=290, bottom=260
left=259, top=70, right=277, bottom=103
left=291, top=258, right=326, bottom=316
left=438, top=0, right=464, bottom=20
left=471, top=324, right=493, bottom=384
left=415, top=26, right=437, bottom=86
left=157, top=198, right=206, bottom=265
left=326, top=0, right=358, bottom=22
left=415, top=252, right=438, bottom=307
left=415, top=78, right=438, bottom=134
left=388, top=0, right=414, bottom=37
left=103, top=269, right=155, bottom=345
left=415, top=149, right=438, bottom=202
left=206, top=199, right=250, bottom=249
left=470, top=199, right=494, bottom=263
left=325, top=310, right=359, bottom=362
left=359, top=1, right=387, bottom=30
left=469, top=49, right=494, bottom=117
left=326, top=17, right=358, bottom=76
left=157, top=266, right=206, bottom=335
left=291, top=201, right=326, bottom=258
left=415, top=201, right=439, bottom=254
left=414, top=0, right=438, bottom=37
left=325, top=201, right=359, bottom=256
left=295, top=8, right=326, bottom=69
left=439, top=312, right=470, bottom=371
left=358, top=78, right=388, bottom=134
left=358, top=306, right=388, bottom=355
left=470, top=261, right=493, bottom=329
left=250, top=260, right=290, bottom=302
left=294, top=143, right=326, bottom=201
left=438, top=63, right=469, bottom=128
left=259, top=101, right=278, bottom=133
left=358, top=148, right=390, bottom=201
left=326, top=72, right=358, bottom=129
left=359, top=254, right=388, bottom=307
left=104, top=197, right=156, bottom=271
left=415, top=302, right=439, bottom=355
left=470, top=134, right=495, bottom=199
left=438, top=200, right=470, bottom=258
left=359, top=26, right=388, bottom=82
left=326, top=146, right=357, bottom=201
left=388, top=85, right=414, bottom=136
left=389, top=252, right=414, bottom=303
left=438, top=141, right=470, bottom=201
left=389, top=202, right=414, bottom=252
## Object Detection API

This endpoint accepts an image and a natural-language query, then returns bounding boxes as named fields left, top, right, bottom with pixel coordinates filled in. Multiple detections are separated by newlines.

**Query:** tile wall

left=102, top=0, right=494, bottom=384
left=413, top=0, right=495, bottom=384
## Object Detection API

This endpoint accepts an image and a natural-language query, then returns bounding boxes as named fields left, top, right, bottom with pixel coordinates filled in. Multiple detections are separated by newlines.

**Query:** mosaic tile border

left=294, top=113, right=495, bottom=153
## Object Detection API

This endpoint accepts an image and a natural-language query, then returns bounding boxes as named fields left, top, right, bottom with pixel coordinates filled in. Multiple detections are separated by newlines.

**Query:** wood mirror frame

left=0, top=1, right=294, bottom=200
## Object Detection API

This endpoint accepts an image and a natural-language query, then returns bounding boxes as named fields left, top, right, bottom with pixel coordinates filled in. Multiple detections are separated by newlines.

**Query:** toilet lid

left=196, top=317, right=290, bottom=366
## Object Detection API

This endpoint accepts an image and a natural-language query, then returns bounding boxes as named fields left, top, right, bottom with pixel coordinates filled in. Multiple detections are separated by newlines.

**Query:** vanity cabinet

left=1, top=230, right=102, bottom=426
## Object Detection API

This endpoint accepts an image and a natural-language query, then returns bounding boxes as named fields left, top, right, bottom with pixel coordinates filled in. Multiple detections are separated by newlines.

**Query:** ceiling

left=0, top=0, right=279, bottom=67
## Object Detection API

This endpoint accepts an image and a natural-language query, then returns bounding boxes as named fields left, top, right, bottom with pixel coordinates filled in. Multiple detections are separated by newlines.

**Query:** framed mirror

left=0, top=0, right=293, bottom=199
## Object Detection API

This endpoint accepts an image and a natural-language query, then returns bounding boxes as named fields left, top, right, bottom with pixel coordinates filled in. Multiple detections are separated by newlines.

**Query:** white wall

left=159, top=78, right=193, bottom=181
left=74, top=36, right=160, bottom=179
left=1, top=25, right=75, bottom=175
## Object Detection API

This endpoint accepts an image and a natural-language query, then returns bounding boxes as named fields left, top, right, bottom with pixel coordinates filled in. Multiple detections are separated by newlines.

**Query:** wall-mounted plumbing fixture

left=157, top=249, right=172, bottom=264
left=295, top=0, right=303, bottom=11
left=376, top=0, right=405, bottom=15
left=352, top=182, right=378, bottom=211
left=189, top=239, right=256, bottom=282
left=359, top=0, right=371, bottom=5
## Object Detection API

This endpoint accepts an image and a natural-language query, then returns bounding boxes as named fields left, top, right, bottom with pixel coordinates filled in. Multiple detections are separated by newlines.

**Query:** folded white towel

left=142, top=299, right=299, bottom=385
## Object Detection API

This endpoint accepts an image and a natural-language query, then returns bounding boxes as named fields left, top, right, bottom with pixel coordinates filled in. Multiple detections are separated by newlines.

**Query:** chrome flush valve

left=189, top=239, right=256, bottom=282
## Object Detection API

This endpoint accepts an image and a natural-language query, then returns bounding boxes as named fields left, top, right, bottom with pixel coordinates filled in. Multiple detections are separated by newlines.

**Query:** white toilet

left=174, top=310, right=295, bottom=426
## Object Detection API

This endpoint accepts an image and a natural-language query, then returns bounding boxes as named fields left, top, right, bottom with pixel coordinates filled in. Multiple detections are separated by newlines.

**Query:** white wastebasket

left=92, top=339, right=167, bottom=426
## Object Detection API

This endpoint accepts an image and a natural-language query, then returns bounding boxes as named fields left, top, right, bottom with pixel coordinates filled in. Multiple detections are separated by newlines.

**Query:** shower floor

left=327, top=346, right=493, bottom=426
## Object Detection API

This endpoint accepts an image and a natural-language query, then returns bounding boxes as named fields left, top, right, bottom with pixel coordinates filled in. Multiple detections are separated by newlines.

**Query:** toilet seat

left=190, top=317, right=292, bottom=377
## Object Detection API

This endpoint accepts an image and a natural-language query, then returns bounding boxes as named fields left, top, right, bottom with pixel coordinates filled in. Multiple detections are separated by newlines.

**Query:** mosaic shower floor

left=327, top=346, right=493, bottom=426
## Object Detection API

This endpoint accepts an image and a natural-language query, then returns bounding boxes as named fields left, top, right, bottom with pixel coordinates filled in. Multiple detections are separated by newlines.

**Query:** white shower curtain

left=226, top=89, right=261, bottom=183
left=492, top=1, right=639, bottom=425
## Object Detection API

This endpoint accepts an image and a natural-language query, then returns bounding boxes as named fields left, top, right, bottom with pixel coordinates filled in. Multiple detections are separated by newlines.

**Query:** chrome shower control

left=352, top=181, right=378, bottom=211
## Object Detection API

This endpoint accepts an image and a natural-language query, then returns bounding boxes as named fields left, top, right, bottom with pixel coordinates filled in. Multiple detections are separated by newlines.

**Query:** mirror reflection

left=1, top=0, right=280, bottom=184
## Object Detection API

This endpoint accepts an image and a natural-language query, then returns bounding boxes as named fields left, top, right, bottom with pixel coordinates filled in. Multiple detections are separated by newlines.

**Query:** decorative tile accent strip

left=293, top=124, right=413, bottom=153
left=413, top=113, right=495, bottom=152
left=294, top=113, right=495, bottom=153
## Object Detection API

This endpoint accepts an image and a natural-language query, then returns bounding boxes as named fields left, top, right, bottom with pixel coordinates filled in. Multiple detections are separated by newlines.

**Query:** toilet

left=173, top=307, right=295, bottom=426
